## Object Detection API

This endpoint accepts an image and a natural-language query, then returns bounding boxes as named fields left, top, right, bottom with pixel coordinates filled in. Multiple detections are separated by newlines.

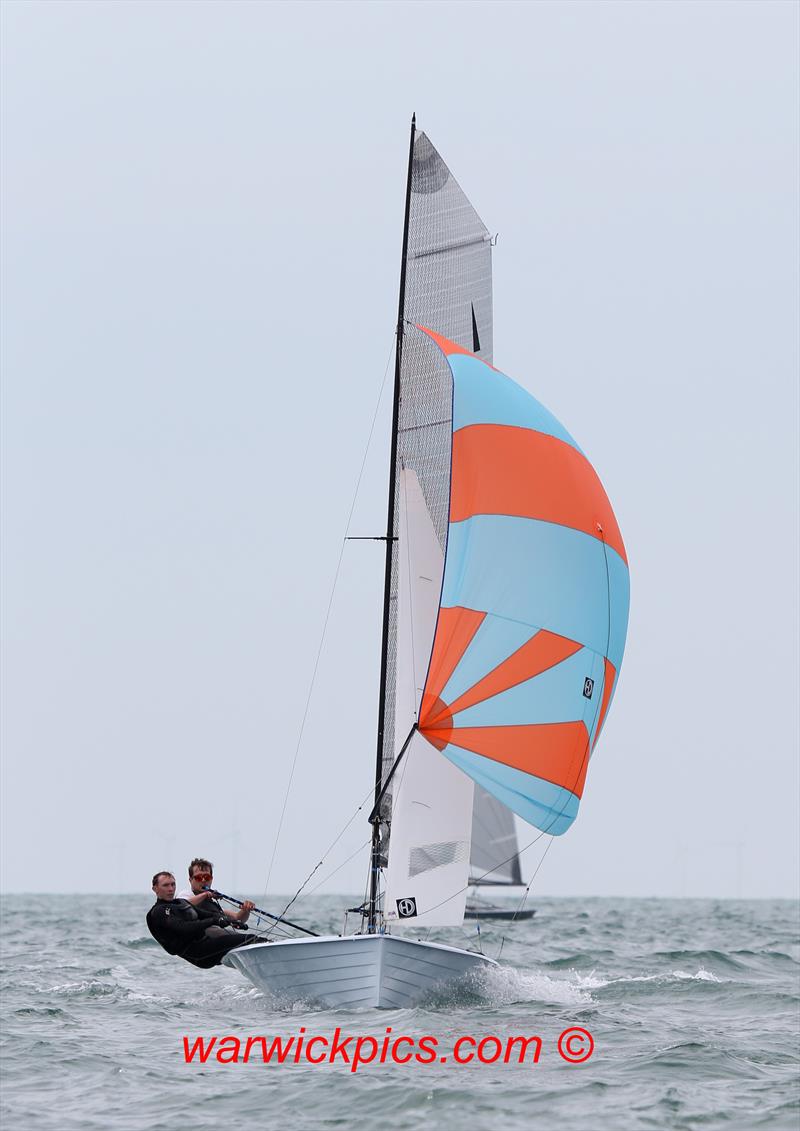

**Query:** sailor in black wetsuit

left=147, top=871, right=263, bottom=969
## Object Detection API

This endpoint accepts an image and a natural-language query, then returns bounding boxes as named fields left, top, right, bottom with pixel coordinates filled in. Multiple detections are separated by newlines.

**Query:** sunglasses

left=193, top=872, right=213, bottom=883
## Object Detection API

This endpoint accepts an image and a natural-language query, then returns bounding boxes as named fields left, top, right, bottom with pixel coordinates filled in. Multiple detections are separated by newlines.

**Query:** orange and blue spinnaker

left=417, top=328, right=630, bottom=836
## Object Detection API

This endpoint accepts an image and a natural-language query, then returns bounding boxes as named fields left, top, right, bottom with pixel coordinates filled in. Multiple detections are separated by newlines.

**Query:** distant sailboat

left=224, top=118, right=630, bottom=1007
left=464, top=786, right=536, bottom=921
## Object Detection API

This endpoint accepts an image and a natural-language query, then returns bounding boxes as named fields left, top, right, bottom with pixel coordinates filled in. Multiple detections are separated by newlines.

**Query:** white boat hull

left=223, top=934, right=495, bottom=1009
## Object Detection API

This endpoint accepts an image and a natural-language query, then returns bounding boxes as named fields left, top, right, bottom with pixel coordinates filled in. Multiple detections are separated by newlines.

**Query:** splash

left=471, top=962, right=596, bottom=1006
left=472, top=964, right=725, bottom=1005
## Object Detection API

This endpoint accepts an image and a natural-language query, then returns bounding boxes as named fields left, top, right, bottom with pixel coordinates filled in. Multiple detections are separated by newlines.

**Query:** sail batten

left=410, top=233, right=493, bottom=261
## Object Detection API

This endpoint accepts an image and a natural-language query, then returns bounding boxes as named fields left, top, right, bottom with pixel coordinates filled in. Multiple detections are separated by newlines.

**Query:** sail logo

left=583, top=678, right=594, bottom=699
left=396, top=898, right=417, bottom=919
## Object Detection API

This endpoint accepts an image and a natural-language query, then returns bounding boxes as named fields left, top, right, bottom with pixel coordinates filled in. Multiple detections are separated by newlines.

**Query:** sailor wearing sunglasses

left=177, top=858, right=255, bottom=927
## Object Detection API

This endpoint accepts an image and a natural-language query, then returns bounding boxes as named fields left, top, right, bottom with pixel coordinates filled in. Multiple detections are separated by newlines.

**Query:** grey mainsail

left=376, top=130, right=493, bottom=864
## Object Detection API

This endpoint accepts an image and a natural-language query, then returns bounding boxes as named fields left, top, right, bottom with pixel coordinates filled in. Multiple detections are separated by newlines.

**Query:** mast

left=367, top=114, right=416, bottom=933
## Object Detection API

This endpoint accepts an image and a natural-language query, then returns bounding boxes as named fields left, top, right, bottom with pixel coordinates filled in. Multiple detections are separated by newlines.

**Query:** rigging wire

left=496, top=837, right=554, bottom=960
left=356, top=844, right=373, bottom=933
left=304, top=836, right=372, bottom=899
left=267, top=785, right=375, bottom=933
left=261, top=335, right=396, bottom=901
left=249, top=918, right=294, bottom=941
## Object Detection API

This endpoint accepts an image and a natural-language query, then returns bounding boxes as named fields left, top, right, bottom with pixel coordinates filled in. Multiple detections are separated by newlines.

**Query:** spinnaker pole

left=367, top=113, right=416, bottom=933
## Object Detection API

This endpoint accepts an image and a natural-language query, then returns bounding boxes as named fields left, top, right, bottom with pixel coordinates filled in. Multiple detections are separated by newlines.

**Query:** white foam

left=670, top=967, right=722, bottom=982
left=473, top=963, right=725, bottom=1005
left=122, top=991, right=174, bottom=1004
left=566, top=966, right=725, bottom=989
left=474, top=963, right=596, bottom=1005
left=40, top=979, right=112, bottom=996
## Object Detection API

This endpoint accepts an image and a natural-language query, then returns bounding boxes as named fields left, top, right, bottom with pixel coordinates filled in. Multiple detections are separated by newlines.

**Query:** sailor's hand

left=195, top=890, right=217, bottom=902
left=241, top=900, right=255, bottom=913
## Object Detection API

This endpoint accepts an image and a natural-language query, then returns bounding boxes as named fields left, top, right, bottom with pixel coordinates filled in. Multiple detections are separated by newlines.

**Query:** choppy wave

left=1, top=895, right=798, bottom=1131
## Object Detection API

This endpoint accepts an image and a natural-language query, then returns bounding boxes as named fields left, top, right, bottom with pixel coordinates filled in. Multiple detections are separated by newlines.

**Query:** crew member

left=177, top=858, right=254, bottom=928
left=146, top=871, right=263, bottom=969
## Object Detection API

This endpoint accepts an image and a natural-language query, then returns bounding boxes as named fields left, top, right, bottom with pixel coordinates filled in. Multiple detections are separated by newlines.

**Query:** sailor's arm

left=189, top=890, right=254, bottom=924
left=182, top=891, right=222, bottom=910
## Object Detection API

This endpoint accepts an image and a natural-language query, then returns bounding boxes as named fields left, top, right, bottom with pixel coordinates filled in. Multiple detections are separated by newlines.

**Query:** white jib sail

left=384, top=469, right=474, bottom=928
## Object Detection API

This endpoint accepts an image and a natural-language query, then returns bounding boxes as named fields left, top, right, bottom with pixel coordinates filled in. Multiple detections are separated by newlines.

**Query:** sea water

left=1, top=895, right=797, bottom=1130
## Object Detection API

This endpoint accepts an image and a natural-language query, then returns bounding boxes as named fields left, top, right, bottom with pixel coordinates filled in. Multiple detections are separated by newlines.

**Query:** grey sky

left=2, top=0, right=797, bottom=900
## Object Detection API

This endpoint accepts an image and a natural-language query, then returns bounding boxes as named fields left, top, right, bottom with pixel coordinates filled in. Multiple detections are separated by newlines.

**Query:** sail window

left=408, top=840, right=469, bottom=878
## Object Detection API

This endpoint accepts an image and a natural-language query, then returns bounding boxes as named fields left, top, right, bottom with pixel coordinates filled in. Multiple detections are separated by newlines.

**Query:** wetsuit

left=176, top=889, right=247, bottom=929
left=146, top=898, right=262, bottom=969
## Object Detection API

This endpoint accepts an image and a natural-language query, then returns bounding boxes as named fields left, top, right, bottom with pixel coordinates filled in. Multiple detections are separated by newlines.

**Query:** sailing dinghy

left=464, top=785, right=536, bottom=921
left=224, top=119, right=630, bottom=1008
